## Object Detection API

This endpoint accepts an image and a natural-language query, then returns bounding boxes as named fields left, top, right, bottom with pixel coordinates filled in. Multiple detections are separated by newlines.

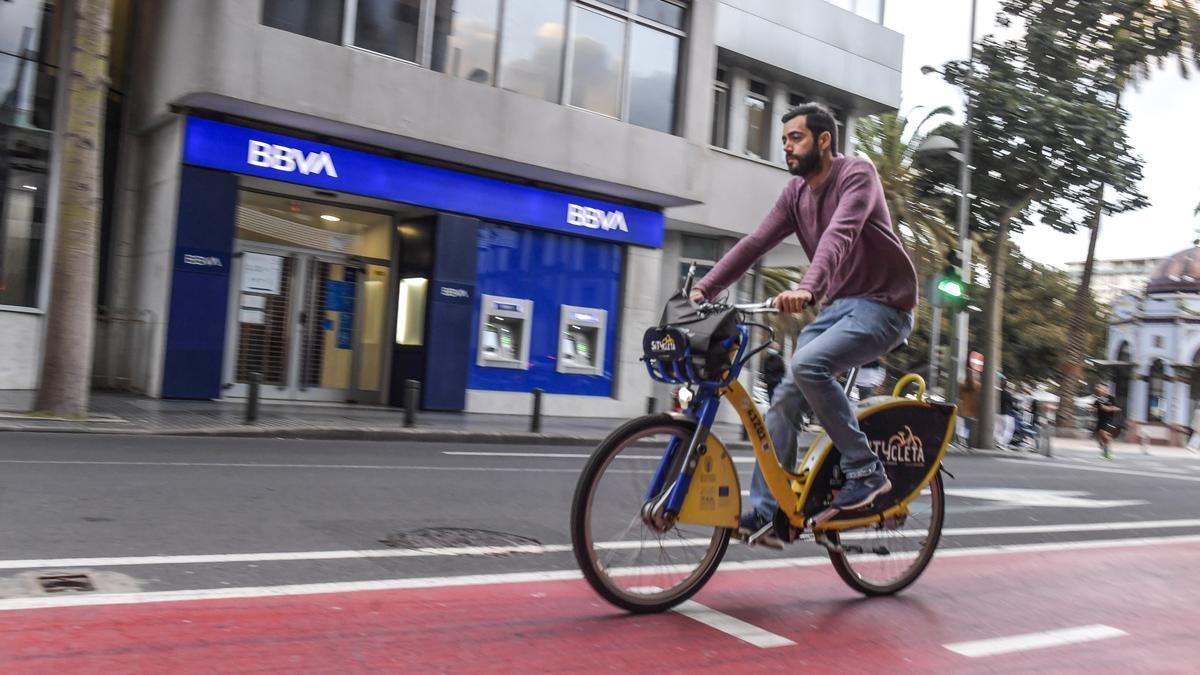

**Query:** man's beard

left=787, top=145, right=822, bottom=177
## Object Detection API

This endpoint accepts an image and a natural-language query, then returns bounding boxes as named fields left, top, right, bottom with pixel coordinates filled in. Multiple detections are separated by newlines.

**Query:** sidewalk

left=0, top=392, right=753, bottom=447
left=7, top=392, right=1188, bottom=456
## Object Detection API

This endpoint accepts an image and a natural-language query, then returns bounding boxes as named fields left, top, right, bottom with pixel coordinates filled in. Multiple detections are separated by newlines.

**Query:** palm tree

left=1044, top=0, right=1200, bottom=430
left=34, top=0, right=114, bottom=418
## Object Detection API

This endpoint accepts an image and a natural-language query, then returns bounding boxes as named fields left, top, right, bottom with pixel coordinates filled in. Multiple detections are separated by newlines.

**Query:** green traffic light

left=937, top=277, right=964, bottom=298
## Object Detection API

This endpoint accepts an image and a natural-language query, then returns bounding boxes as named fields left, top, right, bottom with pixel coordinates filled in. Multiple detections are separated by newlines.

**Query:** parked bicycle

left=570, top=294, right=956, bottom=613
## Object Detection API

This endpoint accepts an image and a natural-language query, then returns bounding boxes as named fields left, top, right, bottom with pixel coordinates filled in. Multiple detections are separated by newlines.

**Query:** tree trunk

left=976, top=200, right=1028, bottom=449
left=1055, top=182, right=1105, bottom=431
left=1056, top=92, right=1123, bottom=432
left=34, top=0, right=114, bottom=418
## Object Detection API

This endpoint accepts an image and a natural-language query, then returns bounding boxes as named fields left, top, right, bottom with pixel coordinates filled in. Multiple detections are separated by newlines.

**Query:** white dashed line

left=945, top=624, right=1127, bottom=657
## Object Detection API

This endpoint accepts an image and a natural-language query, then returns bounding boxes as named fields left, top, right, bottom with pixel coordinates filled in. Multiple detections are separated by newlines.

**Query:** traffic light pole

left=928, top=302, right=942, bottom=394
left=945, top=0, right=977, bottom=408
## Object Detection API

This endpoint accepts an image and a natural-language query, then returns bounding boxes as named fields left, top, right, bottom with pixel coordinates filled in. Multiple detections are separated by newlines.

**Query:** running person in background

left=689, top=103, right=917, bottom=546
left=1093, top=382, right=1121, bottom=460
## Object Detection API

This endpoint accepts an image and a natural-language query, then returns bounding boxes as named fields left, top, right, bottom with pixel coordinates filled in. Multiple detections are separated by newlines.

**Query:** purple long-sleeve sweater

left=694, top=156, right=918, bottom=311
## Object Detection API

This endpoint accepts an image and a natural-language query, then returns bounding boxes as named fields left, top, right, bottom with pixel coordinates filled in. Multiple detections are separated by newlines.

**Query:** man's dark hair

left=781, top=103, right=839, bottom=155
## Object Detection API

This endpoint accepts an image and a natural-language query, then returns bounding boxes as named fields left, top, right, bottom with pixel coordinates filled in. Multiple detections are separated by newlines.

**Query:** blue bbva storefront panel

left=183, top=117, right=663, bottom=248
left=468, top=223, right=622, bottom=397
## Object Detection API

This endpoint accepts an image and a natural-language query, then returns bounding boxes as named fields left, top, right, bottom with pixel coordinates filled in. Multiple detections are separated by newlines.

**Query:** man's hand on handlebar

left=689, top=288, right=706, bottom=304
left=773, top=289, right=812, bottom=313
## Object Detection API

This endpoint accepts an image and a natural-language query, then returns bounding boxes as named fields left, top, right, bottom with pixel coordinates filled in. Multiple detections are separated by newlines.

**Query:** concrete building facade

left=3, top=0, right=903, bottom=417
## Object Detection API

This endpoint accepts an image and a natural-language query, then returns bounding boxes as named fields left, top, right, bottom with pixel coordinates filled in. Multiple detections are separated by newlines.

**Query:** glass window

left=354, top=0, right=422, bottom=61
left=1147, top=360, right=1165, bottom=422
left=636, top=0, right=685, bottom=29
left=261, top=0, right=345, bottom=44
left=569, top=6, right=625, bottom=117
left=681, top=235, right=719, bottom=261
left=855, top=0, right=882, bottom=22
left=628, top=24, right=679, bottom=132
left=1, top=0, right=57, bottom=308
left=0, top=151, right=48, bottom=308
left=499, top=0, right=567, bottom=102
left=432, top=0, right=501, bottom=84
left=744, top=90, right=770, bottom=159
left=711, top=69, right=729, bottom=147
left=593, top=0, right=628, bottom=9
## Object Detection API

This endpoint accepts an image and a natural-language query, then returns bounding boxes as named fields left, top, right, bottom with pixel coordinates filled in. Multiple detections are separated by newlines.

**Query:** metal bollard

left=646, top=396, right=657, bottom=415
left=245, top=372, right=262, bottom=425
left=403, top=379, right=420, bottom=428
left=531, top=388, right=543, bottom=433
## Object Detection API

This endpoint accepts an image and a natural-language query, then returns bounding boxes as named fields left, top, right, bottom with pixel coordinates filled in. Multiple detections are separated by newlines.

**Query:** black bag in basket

left=649, top=291, right=740, bottom=380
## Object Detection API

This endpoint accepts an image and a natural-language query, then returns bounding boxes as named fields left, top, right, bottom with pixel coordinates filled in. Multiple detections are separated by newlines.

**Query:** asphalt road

left=0, top=432, right=1198, bottom=671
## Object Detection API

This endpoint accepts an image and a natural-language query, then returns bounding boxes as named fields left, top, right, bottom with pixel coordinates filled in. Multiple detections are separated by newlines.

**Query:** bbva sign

left=246, top=140, right=339, bottom=178
left=567, top=203, right=628, bottom=233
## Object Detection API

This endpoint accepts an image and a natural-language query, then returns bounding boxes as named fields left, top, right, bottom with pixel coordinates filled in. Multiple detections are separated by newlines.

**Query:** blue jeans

left=749, top=298, right=914, bottom=521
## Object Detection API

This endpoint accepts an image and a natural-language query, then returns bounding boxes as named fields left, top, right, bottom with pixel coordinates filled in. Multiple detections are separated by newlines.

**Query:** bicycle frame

left=645, top=323, right=954, bottom=534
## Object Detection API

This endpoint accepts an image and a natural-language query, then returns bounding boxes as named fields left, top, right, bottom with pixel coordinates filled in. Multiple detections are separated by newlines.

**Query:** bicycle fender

left=675, top=435, right=741, bottom=528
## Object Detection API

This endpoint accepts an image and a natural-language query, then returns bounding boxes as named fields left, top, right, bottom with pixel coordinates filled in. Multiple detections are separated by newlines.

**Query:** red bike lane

left=0, top=538, right=1196, bottom=673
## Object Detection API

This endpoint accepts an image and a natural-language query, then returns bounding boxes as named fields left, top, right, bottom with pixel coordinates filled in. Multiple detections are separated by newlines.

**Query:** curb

left=1, top=423, right=1008, bottom=455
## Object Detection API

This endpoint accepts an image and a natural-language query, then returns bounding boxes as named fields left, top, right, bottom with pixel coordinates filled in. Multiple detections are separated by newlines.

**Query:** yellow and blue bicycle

left=570, top=296, right=956, bottom=613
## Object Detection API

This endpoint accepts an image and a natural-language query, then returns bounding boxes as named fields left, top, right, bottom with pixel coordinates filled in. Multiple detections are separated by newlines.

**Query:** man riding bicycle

left=689, top=103, right=917, bottom=546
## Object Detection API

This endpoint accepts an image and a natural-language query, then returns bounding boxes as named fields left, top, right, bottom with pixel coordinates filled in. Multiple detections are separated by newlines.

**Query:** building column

left=679, top=0, right=717, bottom=144
left=1128, top=369, right=1148, bottom=424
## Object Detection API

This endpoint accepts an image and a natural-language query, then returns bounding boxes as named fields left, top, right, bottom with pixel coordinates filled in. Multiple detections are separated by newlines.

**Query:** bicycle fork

left=641, top=391, right=722, bottom=533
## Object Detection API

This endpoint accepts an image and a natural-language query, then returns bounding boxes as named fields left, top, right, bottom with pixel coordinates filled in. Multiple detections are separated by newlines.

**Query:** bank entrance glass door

left=223, top=191, right=393, bottom=403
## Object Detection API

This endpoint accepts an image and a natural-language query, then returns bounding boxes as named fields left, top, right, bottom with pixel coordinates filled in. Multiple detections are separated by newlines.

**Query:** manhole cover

left=379, top=528, right=540, bottom=556
left=37, top=573, right=95, bottom=593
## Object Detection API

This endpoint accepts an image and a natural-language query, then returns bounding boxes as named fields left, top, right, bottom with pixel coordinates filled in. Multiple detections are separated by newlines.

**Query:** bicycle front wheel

left=570, top=414, right=731, bottom=614
left=827, top=470, right=945, bottom=596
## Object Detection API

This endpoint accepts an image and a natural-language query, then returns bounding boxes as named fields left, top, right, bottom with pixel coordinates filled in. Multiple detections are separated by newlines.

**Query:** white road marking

left=675, top=600, right=796, bottom=648
left=997, top=457, right=1200, bottom=483
left=4, top=520, right=1200, bottom=570
left=945, top=487, right=1148, bottom=508
left=443, top=451, right=756, bottom=463
left=0, top=460, right=583, bottom=473
left=1, top=533, right=1198, bottom=612
left=944, top=624, right=1127, bottom=657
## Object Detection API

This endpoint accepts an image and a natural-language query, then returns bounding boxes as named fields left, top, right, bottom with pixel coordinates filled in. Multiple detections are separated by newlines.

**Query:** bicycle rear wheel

left=827, top=470, right=945, bottom=596
left=570, top=414, right=731, bottom=613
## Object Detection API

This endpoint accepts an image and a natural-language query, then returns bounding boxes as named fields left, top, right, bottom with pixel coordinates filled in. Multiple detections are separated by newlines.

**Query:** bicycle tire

left=570, top=414, right=731, bottom=614
left=827, top=470, right=945, bottom=596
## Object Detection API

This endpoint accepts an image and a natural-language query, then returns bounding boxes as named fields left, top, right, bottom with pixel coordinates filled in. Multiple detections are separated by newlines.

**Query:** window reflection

left=0, top=0, right=56, bottom=308
left=569, top=7, right=624, bottom=117
left=432, top=0, right=501, bottom=84
left=499, top=0, right=567, bottom=102
left=261, top=0, right=345, bottom=44
left=355, top=0, right=422, bottom=61
left=628, top=24, right=678, bottom=133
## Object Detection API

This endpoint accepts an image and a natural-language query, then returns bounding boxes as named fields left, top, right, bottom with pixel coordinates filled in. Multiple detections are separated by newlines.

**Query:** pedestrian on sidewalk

left=855, top=359, right=885, bottom=402
left=1093, top=383, right=1122, bottom=460
left=957, top=371, right=980, bottom=447
left=997, top=377, right=1017, bottom=449
left=1188, top=402, right=1200, bottom=453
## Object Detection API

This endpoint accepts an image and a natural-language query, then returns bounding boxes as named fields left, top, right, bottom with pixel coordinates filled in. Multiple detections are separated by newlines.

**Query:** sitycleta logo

left=566, top=203, right=628, bottom=233
left=872, top=425, right=926, bottom=466
left=247, top=140, right=339, bottom=178
left=650, top=334, right=676, bottom=352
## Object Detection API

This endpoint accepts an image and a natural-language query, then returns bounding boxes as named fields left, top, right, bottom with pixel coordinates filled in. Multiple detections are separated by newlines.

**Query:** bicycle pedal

left=744, top=523, right=785, bottom=550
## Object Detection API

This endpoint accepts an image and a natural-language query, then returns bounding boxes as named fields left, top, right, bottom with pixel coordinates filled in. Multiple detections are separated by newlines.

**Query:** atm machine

left=557, top=305, right=607, bottom=375
left=477, top=294, right=532, bottom=370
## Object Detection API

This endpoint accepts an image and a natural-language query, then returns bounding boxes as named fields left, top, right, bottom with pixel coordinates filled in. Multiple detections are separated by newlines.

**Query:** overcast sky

left=883, top=0, right=1200, bottom=270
